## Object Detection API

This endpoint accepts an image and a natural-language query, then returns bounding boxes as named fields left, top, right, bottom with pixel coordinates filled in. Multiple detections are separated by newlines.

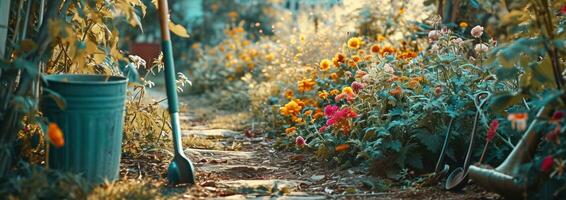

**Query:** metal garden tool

left=445, top=91, right=491, bottom=190
left=157, top=0, right=196, bottom=185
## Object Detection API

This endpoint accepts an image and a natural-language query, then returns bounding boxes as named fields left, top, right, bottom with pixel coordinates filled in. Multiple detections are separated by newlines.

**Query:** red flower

left=319, top=125, right=328, bottom=133
left=326, top=108, right=357, bottom=125
left=324, top=105, right=339, bottom=118
left=551, top=111, right=564, bottom=121
left=486, top=119, right=499, bottom=142
left=541, top=155, right=554, bottom=173
left=545, top=128, right=560, bottom=144
left=561, top=5, right=566, bottom=15
left=295, top=136, right=307, bottom=147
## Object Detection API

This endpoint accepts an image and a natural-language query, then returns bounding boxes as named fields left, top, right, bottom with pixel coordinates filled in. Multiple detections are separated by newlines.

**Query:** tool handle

left=157, top=0, right=179, bottom=113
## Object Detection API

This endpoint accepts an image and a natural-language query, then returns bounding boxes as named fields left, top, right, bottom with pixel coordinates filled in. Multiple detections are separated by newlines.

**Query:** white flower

left=471, top=25, right=484, bottom=38
left=451, top=38, right=464, bottom=45
left=428, top=30, right=441, bottom=41
left=430, top=43, right=440, bottom=52
left=474, top=43, right=489, bottom=53
left=383, top=63, right=395, bottom=73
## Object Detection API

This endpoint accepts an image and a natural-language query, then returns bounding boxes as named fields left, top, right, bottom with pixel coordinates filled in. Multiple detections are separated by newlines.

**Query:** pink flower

left=428, top=30, right=441, bottom=41
left=486, top=120, right=499, bottom=142
left=355, top=70, right=368, bottom=78
left=324, top=105, right=339, bottom=118
left=295, top=136, right=306, bottom=147
left=335, top=93, right=347, bottom=102
left=541, top=155, right=554, bottom=173
left=474, top=43, right=488, bottom=53
left=383, top=64, right=395, bottom=73
left=471, top=25, right=484, bottom=38
left=352, top=82, right=365, bottom=93
left=319, top=125, right=329, bottom=133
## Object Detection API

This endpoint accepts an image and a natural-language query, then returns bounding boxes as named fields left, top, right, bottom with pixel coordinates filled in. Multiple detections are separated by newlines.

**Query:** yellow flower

left=459, top=22, right=469, bottom=28
left=284, top=89, right=294, bottom=99
left=347, top=37, right=362, bottom=49
left=318, top=90, right=329, bottom=99
left=319, top=59, right=331, bottom=71
left=265, top=53, right=275, bottom=61
left=342, top=86, right=354, bottom=95
left=377, top=34, right=385, bottom=42
left=297, top=79, right=316, bottom=92
left=292, top=116, right=305, bottom=124
left=280, top=101, right=302, bottom=116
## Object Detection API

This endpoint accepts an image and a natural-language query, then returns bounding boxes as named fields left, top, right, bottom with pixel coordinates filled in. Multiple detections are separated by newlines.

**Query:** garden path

left=143, top=90, right=499, bottom=199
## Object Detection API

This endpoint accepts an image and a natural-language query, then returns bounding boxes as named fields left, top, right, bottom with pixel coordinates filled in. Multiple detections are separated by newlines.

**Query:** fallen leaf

left=310, top=175, right=325, bottom=181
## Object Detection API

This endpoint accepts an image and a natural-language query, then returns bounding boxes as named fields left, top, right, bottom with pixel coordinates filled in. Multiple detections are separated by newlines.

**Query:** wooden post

left=0, top=0, right=10, bottom=59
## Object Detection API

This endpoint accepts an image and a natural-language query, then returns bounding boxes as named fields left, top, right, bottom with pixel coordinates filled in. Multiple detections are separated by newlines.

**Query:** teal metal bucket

left=41, top=74, right=127, bottom=184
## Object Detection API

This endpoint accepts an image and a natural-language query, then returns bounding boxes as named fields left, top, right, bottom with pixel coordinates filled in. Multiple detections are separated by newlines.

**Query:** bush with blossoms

left=189, top=0, right=566, bottom=198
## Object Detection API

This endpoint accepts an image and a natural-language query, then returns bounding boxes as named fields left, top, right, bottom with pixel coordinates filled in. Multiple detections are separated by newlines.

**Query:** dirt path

left=129, top=92, right=500, bottom=199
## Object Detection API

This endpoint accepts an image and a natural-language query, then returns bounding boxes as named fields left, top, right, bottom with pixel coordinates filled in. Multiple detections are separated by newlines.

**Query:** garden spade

left=157, top=0, right=196, bottom=185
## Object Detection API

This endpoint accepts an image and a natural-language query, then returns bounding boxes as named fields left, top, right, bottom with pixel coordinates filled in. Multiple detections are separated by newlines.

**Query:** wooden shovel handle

left=157, top=0, right=171, bottom=41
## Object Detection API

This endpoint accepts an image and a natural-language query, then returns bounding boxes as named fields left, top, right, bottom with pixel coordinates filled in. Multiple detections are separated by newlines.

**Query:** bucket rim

left=43, top=74, right=128, bottom=85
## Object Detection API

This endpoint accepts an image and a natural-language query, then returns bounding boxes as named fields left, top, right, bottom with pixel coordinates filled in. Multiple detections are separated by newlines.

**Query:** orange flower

left=285, top=127, right=297, bottom=135
left=407, top=80, right=421, bottom=89
left=334, top=53, right=346, bottom=63
left=390, top=86, right=403, bottom=96
left=335, top=144, right=350, bottom=152
left=347, top=37, right=362, bottom=49
left=48, top=123, right=64, bottom=148
left=364, top=55, right=373, bottom=61
left=318, top=90, right=329, bottom=99
left=508, top=113, right=528, bottom=131
left=298, top=79, right=316, bottom=92
left=459, top=22, right=469, bottom=28
left=284, top=89, right=294, bottom=99
left=319, top=59, right=332, bottom=71
left=330, top=73, right=339, bottom=81
left=347, top=60, right=357, bottom=67
left=313, top=110, right=324, bottom=119
left=381, top=46, right=396, bottom=55
left=358, top=50, right=365, bottom=55
left=352, top=55, right=362, bottom=63
left=370, top=44, right=380, bottom=53
left=304, top=110, right=313, bottom=116
left=330, top=89, right=340, bottom=96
